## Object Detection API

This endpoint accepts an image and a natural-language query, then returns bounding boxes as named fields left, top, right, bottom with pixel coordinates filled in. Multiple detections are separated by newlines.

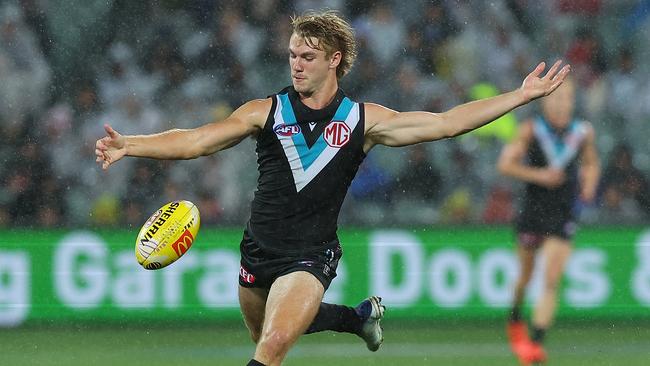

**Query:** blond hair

left=291, top=11, right=357, bottom=79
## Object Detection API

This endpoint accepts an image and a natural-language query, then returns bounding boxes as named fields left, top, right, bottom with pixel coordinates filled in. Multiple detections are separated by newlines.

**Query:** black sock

left=247, top=360, right=266, bottom=366
left=531, top=326, right=546, bottom=344
left=305, top=302, right=362, bottom=334
left=509, top=306, right=522, bottom=322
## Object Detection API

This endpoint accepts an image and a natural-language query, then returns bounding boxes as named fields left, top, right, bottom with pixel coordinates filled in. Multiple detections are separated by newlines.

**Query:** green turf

left=2, top=321, right=649, bottom=365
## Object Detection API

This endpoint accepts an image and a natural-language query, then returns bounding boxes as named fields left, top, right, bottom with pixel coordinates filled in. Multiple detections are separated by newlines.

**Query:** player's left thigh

left=239, top=285, right=269, bottom=342
left=261, top=271, right=325, bottom=342
left=541, top=236, right=572, bottom=287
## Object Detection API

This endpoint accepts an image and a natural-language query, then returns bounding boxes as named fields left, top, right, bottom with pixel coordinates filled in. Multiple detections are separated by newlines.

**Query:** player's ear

left=329, top=50, right=342, bottom=69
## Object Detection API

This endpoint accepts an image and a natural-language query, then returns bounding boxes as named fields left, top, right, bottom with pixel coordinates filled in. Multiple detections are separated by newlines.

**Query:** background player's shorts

left=516, top=220, right=576, bottom=249
left=238, top=229, right=342, bottom=291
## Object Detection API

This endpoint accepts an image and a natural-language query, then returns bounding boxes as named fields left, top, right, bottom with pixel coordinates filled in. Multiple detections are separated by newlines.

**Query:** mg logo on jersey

left=324, top=121, right=351, bottom=147
left=274, top=123, right=301, bottom=137
left=171, top=229, right=194, bottom=257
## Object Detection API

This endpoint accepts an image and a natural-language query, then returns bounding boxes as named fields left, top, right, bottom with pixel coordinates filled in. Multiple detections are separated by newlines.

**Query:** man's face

left=541, top=79, right=575, bottom=129
left=288, top=33, right=336, bottom=94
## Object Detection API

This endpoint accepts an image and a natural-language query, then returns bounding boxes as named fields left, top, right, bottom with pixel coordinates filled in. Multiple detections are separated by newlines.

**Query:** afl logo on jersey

left=324, top=121, right=351, bottom=148
left=274, top=124, right=301, bottom=136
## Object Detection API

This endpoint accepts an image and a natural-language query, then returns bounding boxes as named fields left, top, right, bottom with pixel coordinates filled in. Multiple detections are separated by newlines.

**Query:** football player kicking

left=96, top=11, right=570, bottom=366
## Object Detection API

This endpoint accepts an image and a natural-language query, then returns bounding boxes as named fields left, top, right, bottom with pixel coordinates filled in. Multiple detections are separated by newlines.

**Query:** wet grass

left=3, top=320, right=649, bottom=365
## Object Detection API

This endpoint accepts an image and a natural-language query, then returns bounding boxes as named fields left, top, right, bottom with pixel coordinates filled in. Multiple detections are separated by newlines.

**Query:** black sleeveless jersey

left=516, top=116, right=589, bottom=233
left=247, top=86, right=366, bottom=254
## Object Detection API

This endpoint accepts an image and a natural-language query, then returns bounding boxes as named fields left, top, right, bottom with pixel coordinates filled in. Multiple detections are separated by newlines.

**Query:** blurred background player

left=498, top=77, right=600, bottom=365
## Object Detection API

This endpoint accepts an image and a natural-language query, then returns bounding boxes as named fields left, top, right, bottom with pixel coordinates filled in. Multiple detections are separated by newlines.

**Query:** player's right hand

left=95, top=124, right=126, bottom=170
left=536, top=167, right=565, bottom=188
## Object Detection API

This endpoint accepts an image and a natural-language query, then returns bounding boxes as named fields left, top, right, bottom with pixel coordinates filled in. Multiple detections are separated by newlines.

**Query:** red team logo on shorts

left=240, top=266, right=256, bottom=284
left=324, top=121, right=350, bottom=147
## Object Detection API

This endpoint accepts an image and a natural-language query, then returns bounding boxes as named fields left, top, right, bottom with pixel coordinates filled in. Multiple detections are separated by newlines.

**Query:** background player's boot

left=514, top=340, right=547, bottom=366
left=526, top=342, right=547, bottom=364
left=507, top=321, right=531, bottom=362
left=355, top=296, right=385, bottom=351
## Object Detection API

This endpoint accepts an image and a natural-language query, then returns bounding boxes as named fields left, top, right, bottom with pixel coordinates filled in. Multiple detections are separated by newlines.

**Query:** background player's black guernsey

left=516, top=116, right=589, bottom=236
left=248, top=86, right=366, bottom=254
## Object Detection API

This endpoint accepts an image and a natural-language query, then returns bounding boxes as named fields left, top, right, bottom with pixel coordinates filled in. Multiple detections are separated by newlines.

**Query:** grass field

left=3, top=321, right=649, bottom=365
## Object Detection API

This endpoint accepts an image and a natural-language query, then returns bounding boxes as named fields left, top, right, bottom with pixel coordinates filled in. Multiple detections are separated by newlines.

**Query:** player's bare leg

left=533, top=237, right=571, bottom=328
left=239, top=286, right=269, bottom=343
left=253, top=271, right=324, bottom=366
left=514, top=236, right=571, bottom=365
left=526, top=237, right=572, bottom=363
left=512, top=245, right=537, bottom=320
left=508, top=244, right=537, bottom=363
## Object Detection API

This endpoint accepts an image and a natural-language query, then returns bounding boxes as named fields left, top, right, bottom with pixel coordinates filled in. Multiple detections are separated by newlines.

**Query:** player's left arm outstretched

left=364, top=60, right=570, bottom=150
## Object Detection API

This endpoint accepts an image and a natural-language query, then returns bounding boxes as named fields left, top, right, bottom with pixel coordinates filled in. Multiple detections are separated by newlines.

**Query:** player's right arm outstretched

left=95, top=99, right=271, bottom=170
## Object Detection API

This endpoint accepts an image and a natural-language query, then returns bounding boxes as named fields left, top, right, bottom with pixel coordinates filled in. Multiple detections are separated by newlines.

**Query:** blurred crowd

left=1, top=0, right=649, bottom=229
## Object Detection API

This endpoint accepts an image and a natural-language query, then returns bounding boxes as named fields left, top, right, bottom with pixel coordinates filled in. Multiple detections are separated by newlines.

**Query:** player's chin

left=292, top=79, right=309, bottom=92
left=292, top=83, right=304, bottom=92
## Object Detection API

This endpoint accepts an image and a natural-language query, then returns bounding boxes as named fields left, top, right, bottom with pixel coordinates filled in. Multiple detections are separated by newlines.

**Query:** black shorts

left=516, top=212, right=576, bottom=242
left=238, top=229, right=343, bottom=291
left=515, top=220, right=576, bottom=249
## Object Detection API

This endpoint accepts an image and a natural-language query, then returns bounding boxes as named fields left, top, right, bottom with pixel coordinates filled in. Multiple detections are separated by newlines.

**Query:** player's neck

left=298, top=78, right=339, bottom=110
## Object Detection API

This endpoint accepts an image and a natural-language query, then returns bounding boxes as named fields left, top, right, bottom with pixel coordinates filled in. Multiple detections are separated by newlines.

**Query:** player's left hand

left=520, top=60, right=571, bottom=102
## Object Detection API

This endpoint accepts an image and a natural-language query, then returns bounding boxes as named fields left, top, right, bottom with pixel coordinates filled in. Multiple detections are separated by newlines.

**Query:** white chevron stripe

left=274, top=95, right=360, bottom=192
left=534, top=118, right=587, bottom=168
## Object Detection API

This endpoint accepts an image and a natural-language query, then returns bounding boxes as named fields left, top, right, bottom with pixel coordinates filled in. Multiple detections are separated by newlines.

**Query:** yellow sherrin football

left=135, top=200, right=200, bottom=270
